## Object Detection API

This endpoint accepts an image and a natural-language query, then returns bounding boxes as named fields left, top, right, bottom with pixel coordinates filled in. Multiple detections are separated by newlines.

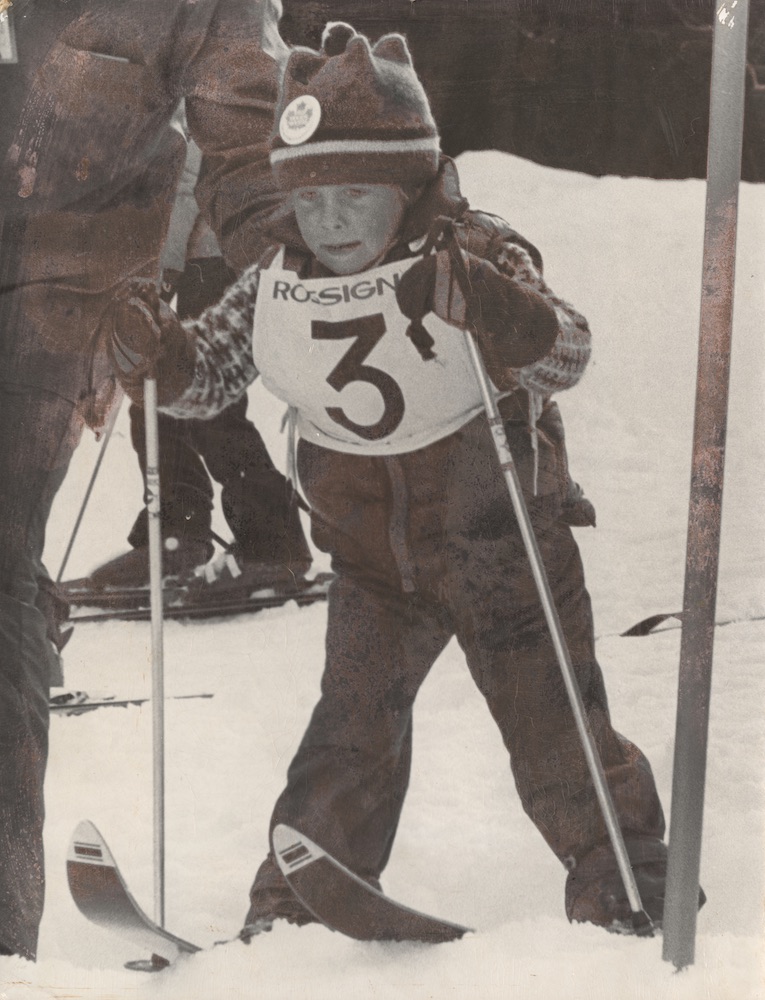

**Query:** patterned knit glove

left=107, top=279, right=197, bottom=406
left=397, top=249, right=559, bottom=383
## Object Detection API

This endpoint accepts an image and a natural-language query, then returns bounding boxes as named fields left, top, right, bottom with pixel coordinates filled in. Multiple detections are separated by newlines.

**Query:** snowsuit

left=160, top=159, right=666, bottom=910
left=0, top=0, right=287, bottom=959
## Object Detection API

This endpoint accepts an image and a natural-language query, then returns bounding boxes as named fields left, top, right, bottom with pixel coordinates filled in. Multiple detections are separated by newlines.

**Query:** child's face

left=291, top=184, right=408, bottom=275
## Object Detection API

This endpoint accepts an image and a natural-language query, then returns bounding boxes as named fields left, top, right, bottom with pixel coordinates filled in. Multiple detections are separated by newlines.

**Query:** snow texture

left=1, top=151, right=763, bottom=999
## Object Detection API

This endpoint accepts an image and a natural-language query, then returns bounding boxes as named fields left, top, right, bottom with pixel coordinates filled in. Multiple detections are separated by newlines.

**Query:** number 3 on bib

left=312, top=315, right=405, bottom=441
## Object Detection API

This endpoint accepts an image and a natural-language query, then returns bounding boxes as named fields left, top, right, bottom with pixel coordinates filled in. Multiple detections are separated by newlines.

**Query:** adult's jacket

left=0, top=0, right=287, bottom=414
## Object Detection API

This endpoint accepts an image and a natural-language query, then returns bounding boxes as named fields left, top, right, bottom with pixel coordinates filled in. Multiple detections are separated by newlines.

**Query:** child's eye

left=297, top=189, right=318, bottom=202
left=346, top=187, right=370, bottom=199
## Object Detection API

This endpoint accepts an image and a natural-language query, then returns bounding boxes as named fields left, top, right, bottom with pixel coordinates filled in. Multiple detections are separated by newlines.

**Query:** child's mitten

left=395, top=253, right=439, bottom=361
left=397, top=249, right=560, bottom=383
left=107, top=279, right=196, bottom=406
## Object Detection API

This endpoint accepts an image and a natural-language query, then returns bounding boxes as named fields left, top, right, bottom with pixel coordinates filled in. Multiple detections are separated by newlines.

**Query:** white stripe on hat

left=270, top=136, right=439, bottom=165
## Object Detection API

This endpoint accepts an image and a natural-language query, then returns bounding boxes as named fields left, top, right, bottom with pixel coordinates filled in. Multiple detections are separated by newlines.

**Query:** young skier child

left=110, top=23, right=677, bottom=936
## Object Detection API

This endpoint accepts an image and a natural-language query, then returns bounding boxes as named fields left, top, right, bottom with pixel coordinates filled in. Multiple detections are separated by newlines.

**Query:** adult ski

left=64, top=572, right=334, bottom=624
left=51, top=690, right=213, bottom=715
left=620, top=610, right=765, bottom=637
left=67, top=819, right=200, bottom=970
left=272, top=823, right=471, bottom=944
left=621, top=612, right=684, bottom=637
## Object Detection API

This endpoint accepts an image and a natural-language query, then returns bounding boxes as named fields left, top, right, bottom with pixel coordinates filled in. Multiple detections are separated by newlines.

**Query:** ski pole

left=442, top=224, right=652, bottom=933
left=56, top=396, right=123, bottom=583
left=143, top=376, right=166, bottom=928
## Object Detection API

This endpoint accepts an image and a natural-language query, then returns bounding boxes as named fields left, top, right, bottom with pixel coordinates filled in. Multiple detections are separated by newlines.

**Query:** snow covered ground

left=2, top=151, right=763, bottom=999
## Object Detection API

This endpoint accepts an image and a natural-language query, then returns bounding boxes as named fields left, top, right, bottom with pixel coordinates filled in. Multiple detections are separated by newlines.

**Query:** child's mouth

left=322, top=242, right=361, bottom=256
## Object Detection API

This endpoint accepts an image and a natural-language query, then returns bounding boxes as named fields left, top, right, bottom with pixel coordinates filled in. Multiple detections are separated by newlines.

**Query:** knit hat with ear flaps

left=270, top=22, right=440, bottom=191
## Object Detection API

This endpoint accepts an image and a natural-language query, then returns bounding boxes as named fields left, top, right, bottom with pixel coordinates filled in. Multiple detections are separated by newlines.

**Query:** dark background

left=280, top=0, right=765, bottom=181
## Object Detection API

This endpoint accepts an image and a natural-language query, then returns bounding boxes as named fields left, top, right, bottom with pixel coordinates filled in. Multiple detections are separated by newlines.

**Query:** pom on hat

left=271, top=25, right=440, bottom=191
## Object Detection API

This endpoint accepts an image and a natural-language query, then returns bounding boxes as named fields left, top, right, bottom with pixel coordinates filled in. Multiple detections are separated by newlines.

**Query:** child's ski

left=67, top=820, right=200, bottom=970
left=272, top=823, right=471, bottom=944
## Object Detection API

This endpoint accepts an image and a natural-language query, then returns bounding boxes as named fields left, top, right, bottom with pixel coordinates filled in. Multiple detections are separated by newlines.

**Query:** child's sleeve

left=161, top=264, right=262, bottom=420
left=462, top=212, right=592, bottom=397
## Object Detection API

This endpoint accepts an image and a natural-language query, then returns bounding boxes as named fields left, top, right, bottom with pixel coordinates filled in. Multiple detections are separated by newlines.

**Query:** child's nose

left=319, top=192, right=345, bottom=229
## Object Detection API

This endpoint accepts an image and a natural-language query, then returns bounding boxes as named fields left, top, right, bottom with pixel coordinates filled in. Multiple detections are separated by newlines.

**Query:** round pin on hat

left=279, top=95, right=322, bottom=146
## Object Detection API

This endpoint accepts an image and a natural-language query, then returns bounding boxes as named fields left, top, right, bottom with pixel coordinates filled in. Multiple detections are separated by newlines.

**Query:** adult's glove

left=107, top=279, right=196, bottom=406
left=396, top=249, right=559, bottom=385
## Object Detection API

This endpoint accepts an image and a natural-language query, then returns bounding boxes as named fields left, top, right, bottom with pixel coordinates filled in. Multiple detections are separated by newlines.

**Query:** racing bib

left=252, top=256, right=488, bottom=456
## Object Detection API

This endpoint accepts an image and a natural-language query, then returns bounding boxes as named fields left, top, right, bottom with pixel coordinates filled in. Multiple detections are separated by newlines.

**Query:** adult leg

left=180, top=257, right=311, bottom=577
left=125, top=402, right=215, bottom=555
left=89, top=256, right=229, bottom=587
left=244, top=574, right=452, bottom=927
left=97, top=255, right=310, bottom=585
left=126, top=258, right=230, bottom=558
left=0, top=386, right=82, bottom=959
left=86, top=402, right=214, bottom=588
left=190, top=395, right=311, bottom=575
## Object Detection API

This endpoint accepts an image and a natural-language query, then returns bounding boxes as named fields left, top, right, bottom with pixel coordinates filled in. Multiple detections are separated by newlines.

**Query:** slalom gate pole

left=662, top=0, right=749, bottom=970
left=144, top=377, right=166, bottom=928
left=55, top=396, right=123, bottom=584
left=442, top=225, right=651, bottom=931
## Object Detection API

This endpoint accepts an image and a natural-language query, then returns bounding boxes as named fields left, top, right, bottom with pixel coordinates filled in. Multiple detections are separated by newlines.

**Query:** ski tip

left=620, top=612, right=683, bottom=637
left=124, top=954, right=172, bottom=973
left=72, top=817, right=102, bottom=839
left=272, top=824, right=328, bottom=875
left=68, top=819, right=114, bottom=867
